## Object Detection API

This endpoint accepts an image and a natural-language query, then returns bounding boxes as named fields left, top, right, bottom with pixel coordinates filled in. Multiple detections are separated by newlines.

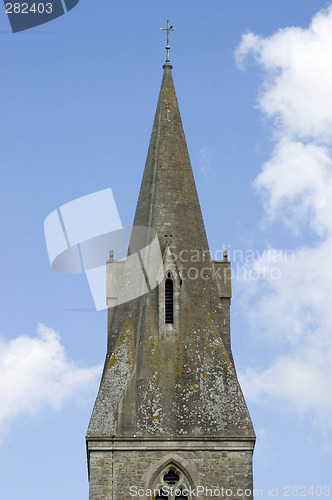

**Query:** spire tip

left=160, top=19, right=176, bottom=65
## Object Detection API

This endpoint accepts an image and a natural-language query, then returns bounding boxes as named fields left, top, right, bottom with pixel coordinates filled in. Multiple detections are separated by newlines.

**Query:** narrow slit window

left=165, top=277, right=174, bottom=324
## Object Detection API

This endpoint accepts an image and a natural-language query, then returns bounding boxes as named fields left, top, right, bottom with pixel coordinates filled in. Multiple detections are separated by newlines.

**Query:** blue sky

left=1, top=1, right=332, bottom=498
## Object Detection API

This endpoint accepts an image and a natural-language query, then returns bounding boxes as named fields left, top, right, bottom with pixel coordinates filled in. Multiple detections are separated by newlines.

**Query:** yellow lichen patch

left=221, top=351, right=231, bottom=363
left=203, top=374, right=208, bottom=379
left=151, top=415, right=160, bottom=420
left=107, top=317, right=135, bottom=370
left=108, top=355, right=116, bottom=369
left=204, top=313, right=234, bottom=371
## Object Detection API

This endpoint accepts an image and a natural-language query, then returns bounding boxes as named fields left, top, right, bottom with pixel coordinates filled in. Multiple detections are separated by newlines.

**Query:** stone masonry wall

left=89, top=448, right=254, bottom=500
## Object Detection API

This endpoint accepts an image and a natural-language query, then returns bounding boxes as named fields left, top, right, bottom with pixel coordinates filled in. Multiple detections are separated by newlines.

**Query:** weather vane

left=160, top=19, right=176, bottom=64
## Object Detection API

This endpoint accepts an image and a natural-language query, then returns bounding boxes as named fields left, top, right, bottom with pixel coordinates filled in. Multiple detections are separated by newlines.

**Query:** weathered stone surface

left=86, top=62, right=255, bottom=499
left=88, top=444, right=254, bottom=500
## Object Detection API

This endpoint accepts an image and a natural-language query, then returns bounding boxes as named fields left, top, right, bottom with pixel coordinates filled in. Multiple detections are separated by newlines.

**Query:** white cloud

left=0, top=324, right=102, bottom=438
left=254, top=138, right=332, bottom=235
left=199, top=146, right=213, bottom=176
left=237, top=242, right=332, bottom=433
left=236, top=4, right=332, bottom=433
left=236, top=5, right=332, bottom=141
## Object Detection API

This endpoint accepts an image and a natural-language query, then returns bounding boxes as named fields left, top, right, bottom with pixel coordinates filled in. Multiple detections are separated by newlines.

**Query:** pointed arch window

left=164, top=469, right=179, bottom=485
left=165, top=273, right=174, bottom=324
left=151, top=463, right=191, bottom=500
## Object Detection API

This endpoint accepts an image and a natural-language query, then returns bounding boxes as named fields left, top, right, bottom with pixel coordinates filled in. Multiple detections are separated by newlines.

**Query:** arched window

left=165, top=274, right=174, bottom=324
left=152, top=464, right=190, bottom=500
left=164, top=469, right=179, bottom=484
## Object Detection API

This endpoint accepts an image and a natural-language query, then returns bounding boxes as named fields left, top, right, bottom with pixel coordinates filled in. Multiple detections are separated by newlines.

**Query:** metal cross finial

left=160, top=19, right=176, bottom=64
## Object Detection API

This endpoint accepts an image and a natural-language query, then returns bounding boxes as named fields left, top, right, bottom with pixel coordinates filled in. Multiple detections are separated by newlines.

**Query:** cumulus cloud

left=0, top=324, right=102, bottom=438
left=254, top=139, right=332, bottom=235
left=235, top=4, right=332, bottom=432
left=238, top=241, right=332, bottom=432
left=199, top=146, right=213, bottom=176
left=236, top=6, right=332, bottom=141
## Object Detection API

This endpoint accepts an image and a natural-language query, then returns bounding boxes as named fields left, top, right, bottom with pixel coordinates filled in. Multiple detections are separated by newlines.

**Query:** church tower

left=86, top=24, right=255, bottom=500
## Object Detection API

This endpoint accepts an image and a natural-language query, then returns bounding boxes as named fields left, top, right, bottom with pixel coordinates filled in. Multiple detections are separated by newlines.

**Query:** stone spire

left=86, top=63, right=255, bottom=442
left=133, top=63, right=209, bottom=257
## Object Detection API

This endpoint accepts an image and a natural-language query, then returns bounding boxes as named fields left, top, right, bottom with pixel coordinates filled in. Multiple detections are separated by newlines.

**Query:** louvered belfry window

left=165, top=275, right=174, bottom=324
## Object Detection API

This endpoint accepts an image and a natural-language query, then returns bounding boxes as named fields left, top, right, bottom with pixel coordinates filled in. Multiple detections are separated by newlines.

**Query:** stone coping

left=86, top=437, right=255, bottom=452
